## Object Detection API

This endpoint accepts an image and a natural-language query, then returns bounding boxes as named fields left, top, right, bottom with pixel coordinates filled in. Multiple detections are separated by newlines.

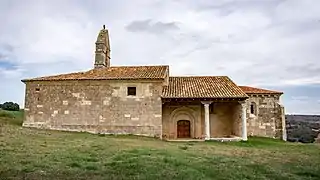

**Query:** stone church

left=22, top=26, right=287, bottom=141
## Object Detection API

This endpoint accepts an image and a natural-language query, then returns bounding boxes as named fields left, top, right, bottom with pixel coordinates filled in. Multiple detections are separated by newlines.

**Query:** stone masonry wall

left=162, top=101, right=242, bottom=139
left=245, top=94, right=285, bottom=139
left=23, top=80, right=163, bottom=137
left=209, top=102, right=240, bottom=138
left=162, top=102, right=202, bottom=139
left=232, top=103, right=242, bottom=137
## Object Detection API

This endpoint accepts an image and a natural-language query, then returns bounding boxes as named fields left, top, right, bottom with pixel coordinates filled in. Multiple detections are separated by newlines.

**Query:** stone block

left=23, top=80, right=164, bottom=136
left=80, top=100, right=91, bottom=105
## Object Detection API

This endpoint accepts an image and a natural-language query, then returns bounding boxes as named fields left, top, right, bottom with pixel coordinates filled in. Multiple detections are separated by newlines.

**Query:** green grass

left=0, top=110, right=319, bottom=180
left=0, top=109, right=24, bottom=125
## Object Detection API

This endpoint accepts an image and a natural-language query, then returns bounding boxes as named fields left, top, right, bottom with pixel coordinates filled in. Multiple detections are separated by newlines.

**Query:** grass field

left=0, top=110, right=319, bottom=180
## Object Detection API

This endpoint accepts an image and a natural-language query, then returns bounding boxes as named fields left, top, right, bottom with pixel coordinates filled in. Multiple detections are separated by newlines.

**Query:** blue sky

left=1, top=0, right=320, bottom=114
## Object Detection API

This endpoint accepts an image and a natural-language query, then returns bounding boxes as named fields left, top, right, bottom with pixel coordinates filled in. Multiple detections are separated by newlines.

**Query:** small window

left=250, top=102, right=257, bottom=115
left=127, top=87, right=136, bottom=96
left=35, top=88, right=40, bottom=92
left=250, top=104, right=254, bottom=114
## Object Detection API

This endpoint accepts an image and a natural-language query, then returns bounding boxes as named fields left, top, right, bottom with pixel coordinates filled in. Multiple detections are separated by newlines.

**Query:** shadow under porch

left=161, top=98, right=247, bottom=141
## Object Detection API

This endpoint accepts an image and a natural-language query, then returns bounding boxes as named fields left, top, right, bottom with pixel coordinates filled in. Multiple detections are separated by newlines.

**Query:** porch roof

left=162, top=76, right=248, bottom=99
left=239, top=86, right=283, bottom=94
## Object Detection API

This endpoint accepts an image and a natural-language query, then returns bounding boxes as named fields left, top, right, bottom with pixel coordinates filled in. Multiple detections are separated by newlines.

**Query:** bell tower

left=94, top=25, right=111, bottom=68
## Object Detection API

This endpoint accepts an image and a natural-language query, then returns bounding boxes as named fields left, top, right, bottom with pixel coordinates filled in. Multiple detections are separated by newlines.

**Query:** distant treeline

left=286, top=115, right=320, bottom=121
left=0, top=102, right=20, bottom=111
left=286, top=115, right=320, bottom=143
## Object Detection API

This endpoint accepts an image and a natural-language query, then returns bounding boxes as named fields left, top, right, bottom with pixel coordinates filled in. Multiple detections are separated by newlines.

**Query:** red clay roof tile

left=22, top=65, right=169, bottom=82
left=239, top=86, right=283, bottom=94
left=162, top=76, right=248, bottom=98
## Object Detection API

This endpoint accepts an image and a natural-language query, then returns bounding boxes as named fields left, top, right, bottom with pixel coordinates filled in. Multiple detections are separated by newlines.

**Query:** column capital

left=239, top=101, right=246, bottom=106
left=201, top=101, right=212, bottom=105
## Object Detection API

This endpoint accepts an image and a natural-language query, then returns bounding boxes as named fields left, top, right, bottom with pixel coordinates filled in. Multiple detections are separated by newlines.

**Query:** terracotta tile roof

left=22, top=65, right=169, bottom=82
left=239, top=86, right=283, bottom=94
left=162, top=76, right=248, bottom=98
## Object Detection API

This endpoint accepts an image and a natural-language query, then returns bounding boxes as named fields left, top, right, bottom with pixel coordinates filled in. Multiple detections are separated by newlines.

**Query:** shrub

left=0, top=103, right=2, bottom=109
left=1, top=102, right=20, bottom=111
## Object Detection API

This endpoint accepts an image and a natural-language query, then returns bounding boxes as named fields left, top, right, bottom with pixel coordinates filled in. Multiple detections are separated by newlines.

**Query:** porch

left=161, top=98, right=248, bottom=141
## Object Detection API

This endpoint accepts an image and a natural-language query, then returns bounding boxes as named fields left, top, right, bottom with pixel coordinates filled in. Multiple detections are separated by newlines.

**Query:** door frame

left=170, top=106, right=196, bottom=139
left=177, top=120, right=191, bottom=138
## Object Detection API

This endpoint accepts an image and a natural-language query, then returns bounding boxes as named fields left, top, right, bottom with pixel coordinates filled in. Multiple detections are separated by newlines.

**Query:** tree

left=1, top=102, right=20, bottom=111
left=0, top=103, right=2, bottom=109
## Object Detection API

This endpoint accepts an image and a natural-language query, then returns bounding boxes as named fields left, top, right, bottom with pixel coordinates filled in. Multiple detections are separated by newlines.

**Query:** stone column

left=241, top=102, right=248, bottom=141
left=201, top=101, right=212, bottom=140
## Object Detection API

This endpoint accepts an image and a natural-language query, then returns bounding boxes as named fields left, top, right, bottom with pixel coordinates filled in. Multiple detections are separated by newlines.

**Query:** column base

left=242, top=137, right=248, bottom=141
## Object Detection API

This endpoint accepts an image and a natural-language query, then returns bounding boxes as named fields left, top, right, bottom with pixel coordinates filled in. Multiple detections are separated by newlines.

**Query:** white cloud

left=0, top=0, right=320, bottom=114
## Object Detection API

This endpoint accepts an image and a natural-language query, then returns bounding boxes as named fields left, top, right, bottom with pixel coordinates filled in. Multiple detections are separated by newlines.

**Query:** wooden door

left=177, top=120, right=191, bottom=138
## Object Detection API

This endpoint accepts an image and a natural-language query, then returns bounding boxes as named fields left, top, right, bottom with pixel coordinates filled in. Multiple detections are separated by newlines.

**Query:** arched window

left=250, top=102, right=257, bottom=115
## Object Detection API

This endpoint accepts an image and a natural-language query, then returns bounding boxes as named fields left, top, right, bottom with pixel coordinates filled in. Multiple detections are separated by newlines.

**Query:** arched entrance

left=177, top=120, right=191, bottom=138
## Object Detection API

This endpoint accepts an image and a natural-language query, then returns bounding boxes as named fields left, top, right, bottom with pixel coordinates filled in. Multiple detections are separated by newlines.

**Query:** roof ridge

left=109, top=65, right=169, bottom=68
left=169, top=75, right=228, bottom=78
